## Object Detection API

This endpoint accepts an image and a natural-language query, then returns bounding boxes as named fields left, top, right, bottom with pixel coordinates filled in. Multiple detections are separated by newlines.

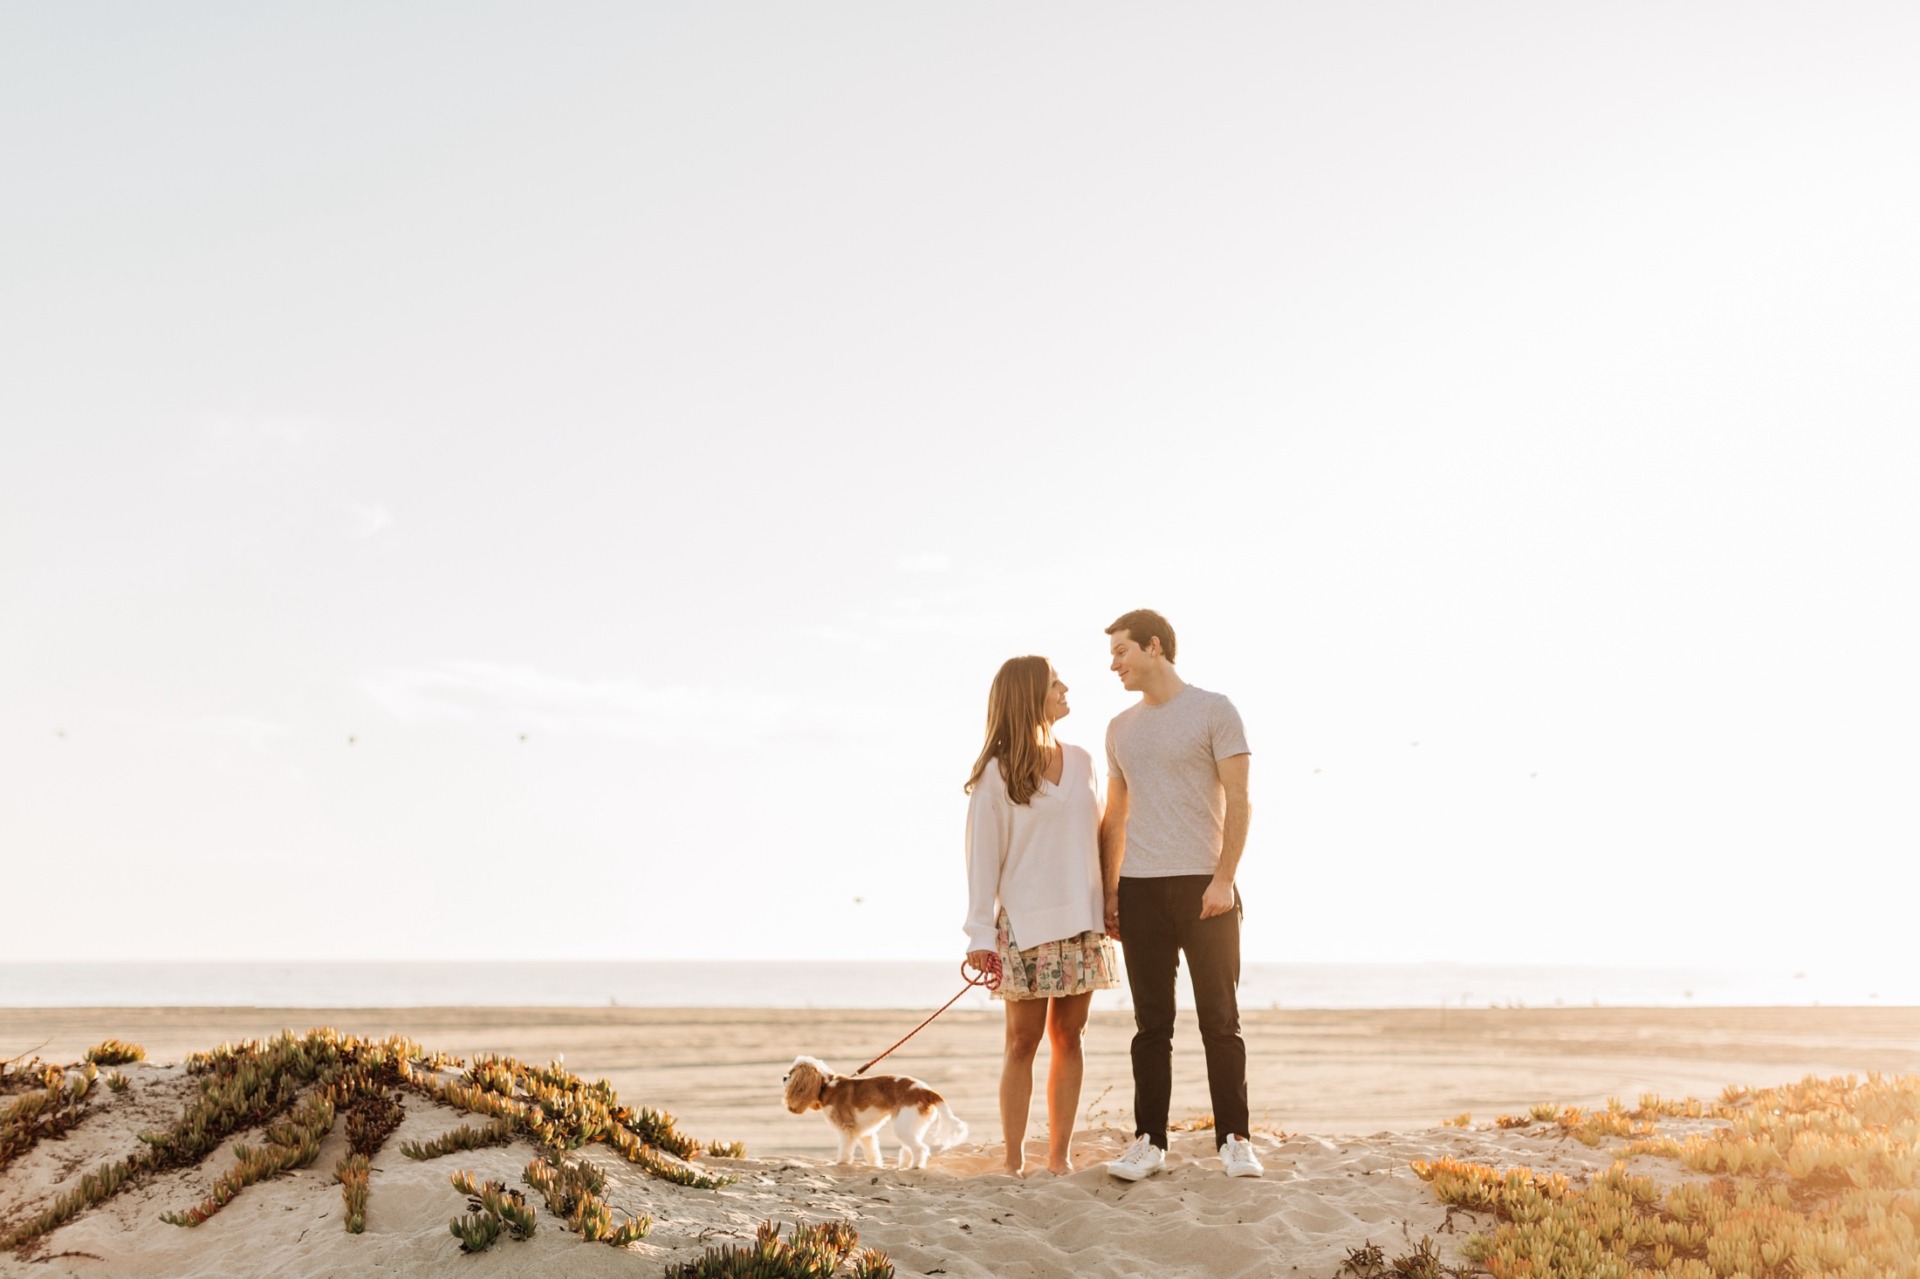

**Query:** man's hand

left=1099, top=775, right=1128, bottom=941
left=1199, top=877, right=1236, bottom=920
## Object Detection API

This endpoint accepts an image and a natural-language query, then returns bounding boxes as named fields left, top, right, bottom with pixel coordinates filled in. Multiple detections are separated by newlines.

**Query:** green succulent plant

left=2, top=1027, right=740, bottom=1257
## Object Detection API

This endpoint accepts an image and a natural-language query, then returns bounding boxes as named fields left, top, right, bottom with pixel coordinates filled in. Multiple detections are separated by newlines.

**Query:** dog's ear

left=783, top=1058, right=827, bottom=1113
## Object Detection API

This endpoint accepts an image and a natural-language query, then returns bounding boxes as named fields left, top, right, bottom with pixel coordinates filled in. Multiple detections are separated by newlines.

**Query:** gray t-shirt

left=1105, top=684, right=1251, bottom=878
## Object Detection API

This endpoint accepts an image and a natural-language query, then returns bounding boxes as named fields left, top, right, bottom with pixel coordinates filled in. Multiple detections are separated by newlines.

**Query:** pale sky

left=4, top=3, right=1917, bottom=972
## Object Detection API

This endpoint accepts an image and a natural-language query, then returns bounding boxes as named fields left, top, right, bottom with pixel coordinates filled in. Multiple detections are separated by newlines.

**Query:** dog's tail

left=927, top=1101, right=968, bottom=1152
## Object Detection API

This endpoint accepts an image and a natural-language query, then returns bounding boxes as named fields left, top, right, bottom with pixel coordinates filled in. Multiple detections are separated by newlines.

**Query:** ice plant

left=522, top=1151, right=650, bottom=1245
left=665, top=1219, right=893, bottom=1279
left=447, top=1169, right=537, bottom=1250
left=1, top=1027, right=738, bottom=1257
left=399, top=1117, right=516, bottom=1160
left=84, top=1040, right=146, bottom=1066
left=1412, top=1074, right=1920, bottom=1278
left=1, top=1066, right=95, bottom=1173
left=336, top=1153, right=370, bottom=1234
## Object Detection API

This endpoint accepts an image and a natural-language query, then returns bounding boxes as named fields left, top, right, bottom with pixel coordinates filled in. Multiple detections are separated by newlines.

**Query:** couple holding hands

left=962, top=608, right=1261, bottom=1181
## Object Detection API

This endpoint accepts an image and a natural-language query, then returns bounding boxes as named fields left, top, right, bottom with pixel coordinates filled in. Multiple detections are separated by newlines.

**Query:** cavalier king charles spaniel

left=782, top=1056, right=967, bottom=1169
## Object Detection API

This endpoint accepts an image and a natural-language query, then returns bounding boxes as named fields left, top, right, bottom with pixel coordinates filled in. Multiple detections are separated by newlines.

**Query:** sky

left=3, top=3, right=1917, bottom=972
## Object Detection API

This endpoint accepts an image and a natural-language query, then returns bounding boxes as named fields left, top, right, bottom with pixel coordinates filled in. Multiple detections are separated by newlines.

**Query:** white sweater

left=963, top=745, right=1105, bottom=953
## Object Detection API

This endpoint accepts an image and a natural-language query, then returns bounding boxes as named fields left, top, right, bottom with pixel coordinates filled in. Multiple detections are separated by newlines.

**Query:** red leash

left=854, top=956, right=1003, bottom=1075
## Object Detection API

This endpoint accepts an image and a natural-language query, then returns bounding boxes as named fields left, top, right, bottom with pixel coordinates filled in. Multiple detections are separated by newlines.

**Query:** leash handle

left=854, top=955, right=1002, bottom=1076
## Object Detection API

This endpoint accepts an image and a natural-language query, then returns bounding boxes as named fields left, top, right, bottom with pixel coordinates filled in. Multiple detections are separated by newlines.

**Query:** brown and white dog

left=782, top=1056, right=967, bottom=1170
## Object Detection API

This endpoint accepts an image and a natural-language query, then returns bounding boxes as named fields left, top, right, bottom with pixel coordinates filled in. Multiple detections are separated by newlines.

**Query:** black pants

left=1118, top=874, right=1248, bottom=1150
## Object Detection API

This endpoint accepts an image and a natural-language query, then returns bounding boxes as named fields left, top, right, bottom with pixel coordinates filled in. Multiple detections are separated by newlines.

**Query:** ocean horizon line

left=5, top=959, right=1913, bottom=1012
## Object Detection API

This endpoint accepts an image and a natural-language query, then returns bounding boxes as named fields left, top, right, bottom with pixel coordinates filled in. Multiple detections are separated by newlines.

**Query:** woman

left=963, top=655, right=1118, bottom=1176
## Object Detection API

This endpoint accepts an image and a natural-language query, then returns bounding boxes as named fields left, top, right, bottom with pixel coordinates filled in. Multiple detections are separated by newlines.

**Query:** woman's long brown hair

left=964, top=655, right=1054, bottom=806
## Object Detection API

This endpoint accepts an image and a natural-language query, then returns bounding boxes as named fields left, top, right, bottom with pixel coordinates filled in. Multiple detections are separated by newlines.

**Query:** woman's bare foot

left=1001, top=1160, right=1027, bottom=1177
left=1044, top=1158, right=1072, bottom=1175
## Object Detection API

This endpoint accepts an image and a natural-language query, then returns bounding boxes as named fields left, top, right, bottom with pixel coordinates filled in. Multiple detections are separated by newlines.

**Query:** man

left=1099, top=608, right=1262, bottom=1180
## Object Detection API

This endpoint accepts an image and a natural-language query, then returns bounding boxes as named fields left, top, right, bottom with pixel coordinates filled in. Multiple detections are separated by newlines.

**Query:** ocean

left=2, top=961, right=1910, bottom=1011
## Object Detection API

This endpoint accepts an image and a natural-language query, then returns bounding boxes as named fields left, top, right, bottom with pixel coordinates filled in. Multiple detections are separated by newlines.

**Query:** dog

left=782, top=1056, right=967, bottom=1169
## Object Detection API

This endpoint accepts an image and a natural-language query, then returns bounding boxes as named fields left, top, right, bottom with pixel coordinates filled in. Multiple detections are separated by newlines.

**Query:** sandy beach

left=4, top=1006, right=1917, bottom=1277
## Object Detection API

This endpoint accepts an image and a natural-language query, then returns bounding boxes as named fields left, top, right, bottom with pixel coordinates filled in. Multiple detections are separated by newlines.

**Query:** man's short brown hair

left=1106, top=609, right=1177, bottom=663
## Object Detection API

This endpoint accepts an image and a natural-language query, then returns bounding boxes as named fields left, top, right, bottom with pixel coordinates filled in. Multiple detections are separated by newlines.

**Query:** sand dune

left=3, top=1006, right=1917, bottom=1277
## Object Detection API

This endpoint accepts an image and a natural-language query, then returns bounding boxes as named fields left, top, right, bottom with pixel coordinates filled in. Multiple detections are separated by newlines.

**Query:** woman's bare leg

left=999, top=998, right=1047, bottom=1174
left=1044, top=992, right=1094, bottom=1174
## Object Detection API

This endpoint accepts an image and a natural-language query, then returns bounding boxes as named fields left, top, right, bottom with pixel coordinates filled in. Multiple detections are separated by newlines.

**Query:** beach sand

left=4, top=1006, right=1917, bottom=1277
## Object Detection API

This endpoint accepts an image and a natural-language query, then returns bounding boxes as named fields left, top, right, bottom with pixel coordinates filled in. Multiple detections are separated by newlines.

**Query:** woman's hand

left=966, top=950, right=998, bottom=975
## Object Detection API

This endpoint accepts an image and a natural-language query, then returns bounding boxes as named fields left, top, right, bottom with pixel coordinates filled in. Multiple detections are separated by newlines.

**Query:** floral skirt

left=993, top=909, right=1120, bottom=1002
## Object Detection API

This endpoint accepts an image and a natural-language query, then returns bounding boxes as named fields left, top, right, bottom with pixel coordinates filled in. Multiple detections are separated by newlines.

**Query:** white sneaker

left=1106, top=1134, right=1165, bottom=1181
left=1220, top=1134, right=1264, bottom=1178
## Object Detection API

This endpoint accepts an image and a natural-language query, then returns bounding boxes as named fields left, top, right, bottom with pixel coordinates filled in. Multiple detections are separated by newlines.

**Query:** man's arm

left=1100, top=772, right=1129, bottom=938
left=1199, top=752, right=1250, bottom=919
